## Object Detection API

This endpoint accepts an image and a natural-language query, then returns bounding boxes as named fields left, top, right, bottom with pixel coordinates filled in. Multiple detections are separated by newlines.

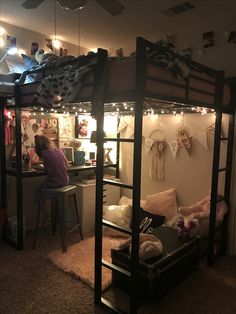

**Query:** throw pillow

left=21, top=54, right=39, bottom=70
left=5, top=54, right=34, bottom=83
left=139, top=208, right=164, bottom=233
left=5, top=54, right=25, bottom=74
left=145, top=188, right=178, bottom=222
left=119, top=195, right=147, bottom=209
left=103, top=204, right=131, bottom=238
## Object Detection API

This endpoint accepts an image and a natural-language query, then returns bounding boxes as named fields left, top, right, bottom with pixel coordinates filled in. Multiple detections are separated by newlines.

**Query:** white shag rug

left=47, top=236, right=124, bottom=291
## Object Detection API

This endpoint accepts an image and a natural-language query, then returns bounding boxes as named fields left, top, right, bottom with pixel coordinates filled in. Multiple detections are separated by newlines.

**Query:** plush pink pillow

left=145, top=188, right=178, bottom=222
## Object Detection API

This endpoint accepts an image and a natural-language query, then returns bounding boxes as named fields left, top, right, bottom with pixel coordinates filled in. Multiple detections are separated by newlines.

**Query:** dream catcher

left=147, top=129, right=167, bottom=181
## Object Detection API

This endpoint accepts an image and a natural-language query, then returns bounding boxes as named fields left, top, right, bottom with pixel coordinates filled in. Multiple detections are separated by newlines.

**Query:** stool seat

left=33, top=184, right=83, bottom=252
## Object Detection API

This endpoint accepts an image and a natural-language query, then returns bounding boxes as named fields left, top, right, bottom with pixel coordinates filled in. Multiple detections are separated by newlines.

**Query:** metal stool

left=33, top=185, right=83, bottom=252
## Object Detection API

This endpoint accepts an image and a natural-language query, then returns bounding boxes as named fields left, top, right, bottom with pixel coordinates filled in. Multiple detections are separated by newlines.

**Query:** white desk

left=76, top=182, right=120, bottom=235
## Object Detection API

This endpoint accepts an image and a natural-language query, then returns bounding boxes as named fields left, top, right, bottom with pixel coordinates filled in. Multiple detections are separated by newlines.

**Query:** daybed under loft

left=0, top=37, right=235, bottom=313
left=93, top=37, right=236, bottom=313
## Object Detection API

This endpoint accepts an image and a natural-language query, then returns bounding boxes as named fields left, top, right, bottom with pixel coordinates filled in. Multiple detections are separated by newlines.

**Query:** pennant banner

left=168, top=141, right=178, bottom=159
left=195, top=131, right=208, bottom=151
left=180, top=136, right=193, bottom=156
left=145, top=138, right=154, bottom=154
left=118, top=120, right=128, bottom=132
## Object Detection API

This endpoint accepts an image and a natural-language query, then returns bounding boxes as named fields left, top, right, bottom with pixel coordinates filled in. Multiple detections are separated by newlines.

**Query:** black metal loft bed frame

left=93, top=37, right=236, bottom=313
left=0, top=36, right=235, bottom=314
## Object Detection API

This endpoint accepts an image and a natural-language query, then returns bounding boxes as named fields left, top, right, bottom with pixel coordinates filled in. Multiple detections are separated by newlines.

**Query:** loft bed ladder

left=207, top=75, right=235, bottom=266
left=0, top=97, right=7, bottom=220
left=94, top=37, right=146, bottom=314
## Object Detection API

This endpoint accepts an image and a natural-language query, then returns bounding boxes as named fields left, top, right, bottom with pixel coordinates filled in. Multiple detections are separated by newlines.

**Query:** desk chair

left=33, top=185, right=83, bottom=252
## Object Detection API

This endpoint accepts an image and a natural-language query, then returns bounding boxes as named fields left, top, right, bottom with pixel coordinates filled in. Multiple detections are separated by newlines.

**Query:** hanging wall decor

left=195, top=130, right=208, bottom=151
left=6, top=34, right=16, bottom=49
left=148, top=129, right=166, bottom=181
left=118, top=119, right=127, bottom=132
left=150, top=140, right=167, bottom=181
left=60, top=47, right=68, bottom=57
left=145, top=137, right=154, bottom=154
left=176, top=125, right=193, bottom=156
left=45, top=38, right=53, bottom=51
left=31, top=42, right=39, bottom=55
left=168, top=140, right=178, bottom=159
left=227, top=31, right=236, bottom=43
left=203, top=31, right=215, bottom=48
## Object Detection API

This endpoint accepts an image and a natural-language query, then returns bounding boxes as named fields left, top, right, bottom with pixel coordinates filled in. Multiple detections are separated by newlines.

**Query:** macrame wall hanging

left=146, top=129, right=166, bottom=181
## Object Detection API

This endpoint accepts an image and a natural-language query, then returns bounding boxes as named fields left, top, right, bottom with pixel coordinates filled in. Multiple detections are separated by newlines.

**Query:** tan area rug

left=47, top=236, right=124, bottom=291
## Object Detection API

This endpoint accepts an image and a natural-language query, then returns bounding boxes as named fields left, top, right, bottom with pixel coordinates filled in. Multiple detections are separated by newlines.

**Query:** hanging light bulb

left=0, top=37, right=4, bottom=48
left=52, top=38, right=61, bottom=49
left=0, top=26, right=5, bottom=36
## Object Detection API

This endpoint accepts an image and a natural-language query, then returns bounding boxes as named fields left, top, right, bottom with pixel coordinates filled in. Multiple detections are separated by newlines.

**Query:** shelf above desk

left=6, top=163, right=117, bottom=178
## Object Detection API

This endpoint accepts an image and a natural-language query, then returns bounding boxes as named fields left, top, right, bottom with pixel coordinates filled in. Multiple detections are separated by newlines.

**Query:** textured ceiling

left=1, top=0, right=236, bottom=55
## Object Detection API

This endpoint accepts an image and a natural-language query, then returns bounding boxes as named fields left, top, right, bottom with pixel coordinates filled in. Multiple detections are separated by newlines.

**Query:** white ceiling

left=1, top=0, right=236, bottom=55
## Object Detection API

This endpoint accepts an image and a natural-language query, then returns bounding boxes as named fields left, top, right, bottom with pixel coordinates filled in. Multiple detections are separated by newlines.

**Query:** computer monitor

left=62, top=147, right=74, bottom=164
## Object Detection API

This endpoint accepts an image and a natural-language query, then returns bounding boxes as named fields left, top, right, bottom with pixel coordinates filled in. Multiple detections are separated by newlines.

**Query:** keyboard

left=32, top=163, right=44, bottom=170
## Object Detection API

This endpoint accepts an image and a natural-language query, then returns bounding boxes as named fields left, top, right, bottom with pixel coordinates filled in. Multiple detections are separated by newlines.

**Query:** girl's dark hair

left=34, top=135, right=51, bottom=158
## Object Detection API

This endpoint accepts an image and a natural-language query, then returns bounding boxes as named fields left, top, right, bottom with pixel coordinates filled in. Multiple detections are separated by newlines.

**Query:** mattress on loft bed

left=19, top=57, right=232, bottom=108
left=111, top=226, right=199, bottom=301
left=104, top=57, right=232, bottom=108
left=19, top=57, right=97, bottom=106
left=0, top=74, right=17, bottom=96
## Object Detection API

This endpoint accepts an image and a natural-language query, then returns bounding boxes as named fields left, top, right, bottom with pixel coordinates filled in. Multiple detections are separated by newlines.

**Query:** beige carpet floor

left=47, top=236, right=124, bottom=290
left=1, top=228, right=236, bottom=314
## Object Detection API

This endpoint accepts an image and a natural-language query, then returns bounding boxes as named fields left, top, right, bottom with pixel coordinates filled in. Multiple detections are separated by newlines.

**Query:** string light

left=53, top=0, right=61, bottom=50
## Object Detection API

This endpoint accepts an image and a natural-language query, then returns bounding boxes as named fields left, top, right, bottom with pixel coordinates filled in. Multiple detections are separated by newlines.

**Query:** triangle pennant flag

left=195, top=131, right=208, bottom=151
left=181, top=136, right=193, bottom=156
left=126, top=125, right=134, bottom=138
left=156, top=140, right=166, bottom=157
left=145, top=138, right=154, bottom=154
left=168, top=141, right=178, bottom=159
left=118, top=120, right=128, bottom=132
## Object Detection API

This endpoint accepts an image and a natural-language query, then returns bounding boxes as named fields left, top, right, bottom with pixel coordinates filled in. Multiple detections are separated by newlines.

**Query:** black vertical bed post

left=15, top=85, right=24, bottom=250
left=94, top=48, right=108, bottom=305
left=208, top=70, right=225, bottom=266
left=222, top=111, right=235, bottom=255
left=0, top=97, right=7, bottom=211
left=129, top=37, right=145, bottom=313
left=116, top=117, right=120, bottom=179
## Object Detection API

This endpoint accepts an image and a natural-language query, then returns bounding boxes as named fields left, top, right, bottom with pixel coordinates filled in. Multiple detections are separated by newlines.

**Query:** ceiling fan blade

left=21, top=0, right=45, bottom=9
left=95, top=0, right=125, bottom=16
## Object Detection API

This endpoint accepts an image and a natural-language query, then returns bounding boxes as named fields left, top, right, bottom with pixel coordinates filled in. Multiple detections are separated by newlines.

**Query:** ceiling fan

left=21, top=0, right=125, bottom=16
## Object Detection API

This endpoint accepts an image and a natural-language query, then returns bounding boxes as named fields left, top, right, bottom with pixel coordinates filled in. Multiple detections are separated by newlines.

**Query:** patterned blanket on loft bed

left=32, top=58, right=97, bottom=107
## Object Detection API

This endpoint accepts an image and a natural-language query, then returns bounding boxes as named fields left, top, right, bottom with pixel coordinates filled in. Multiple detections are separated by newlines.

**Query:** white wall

left=0, top=21, right=88, bottom=74
left=120, top=113, right=228, bottom=206
left=174, top=24, right=236, bottom=78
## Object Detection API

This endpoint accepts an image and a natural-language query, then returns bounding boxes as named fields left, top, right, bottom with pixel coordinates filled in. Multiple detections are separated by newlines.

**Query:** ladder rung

left=101, top=297, right=126, bottom=314
left=103, top=178, right=133, bottom=190
left=215, top=224, right=224, bottom=232
left=103, top=219, right=132, bottom=235
left=105, top=137, right=134, bottom=143
left=218, top=167, right=227, bottom=172
left=102, top=259, right=131, bottom=277
left=217, top=197, right=225, bottom=203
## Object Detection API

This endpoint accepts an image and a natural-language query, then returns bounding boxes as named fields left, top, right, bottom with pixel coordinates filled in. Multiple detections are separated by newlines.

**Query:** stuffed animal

left=35, top=49, right=59, bottom=65
left=117, top=233, right=163, bottom=261
left=35, top=49, right=75, bottom=66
